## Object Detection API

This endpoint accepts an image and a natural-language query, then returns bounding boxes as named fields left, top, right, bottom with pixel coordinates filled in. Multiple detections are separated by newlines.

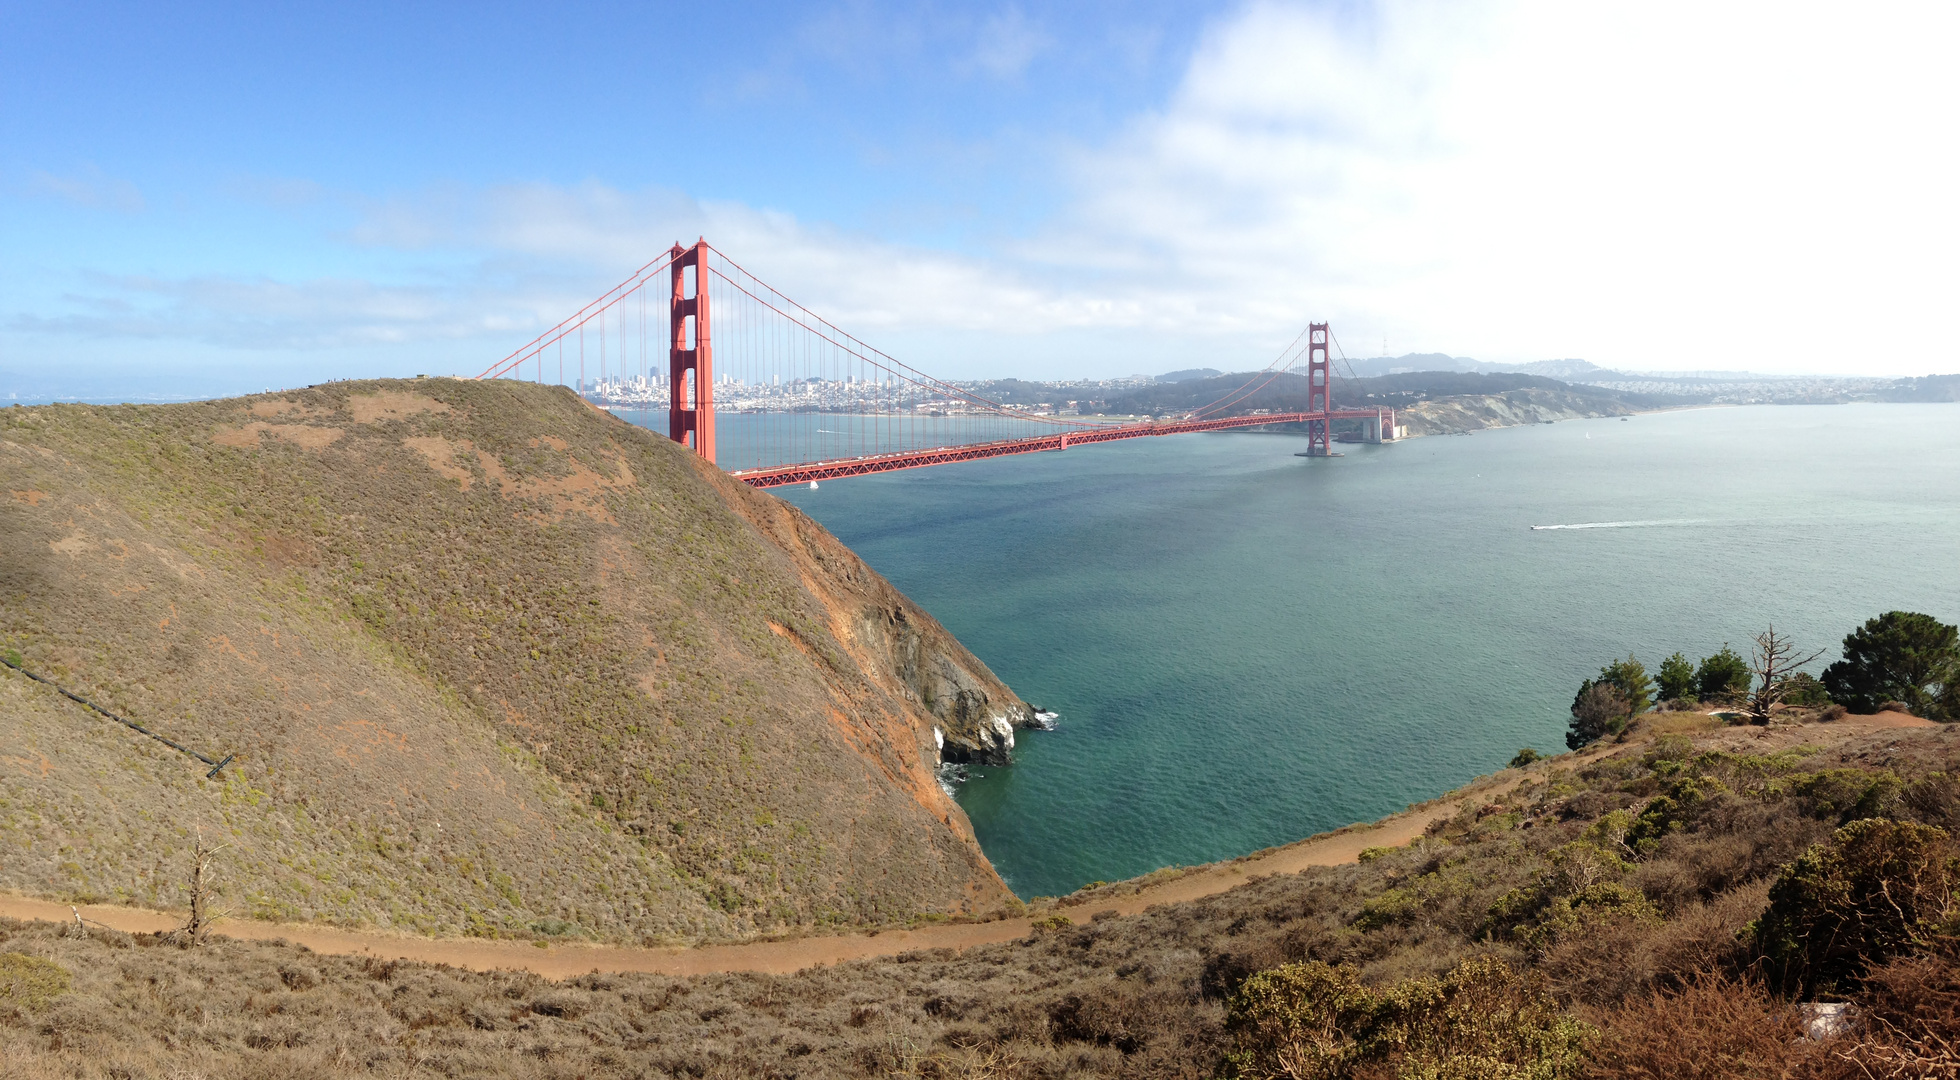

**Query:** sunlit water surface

left=629, top=405, right=1960, bottom=898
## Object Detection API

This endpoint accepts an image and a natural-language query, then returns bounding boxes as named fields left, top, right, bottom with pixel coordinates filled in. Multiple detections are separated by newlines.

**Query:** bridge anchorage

left=478, top=239, right=1401, bottom=487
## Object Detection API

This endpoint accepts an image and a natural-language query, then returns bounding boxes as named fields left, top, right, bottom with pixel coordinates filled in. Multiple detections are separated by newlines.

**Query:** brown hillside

left=1399, top=387, right=1636, bottom=435
left=0, top=379, right=1028, bottom=943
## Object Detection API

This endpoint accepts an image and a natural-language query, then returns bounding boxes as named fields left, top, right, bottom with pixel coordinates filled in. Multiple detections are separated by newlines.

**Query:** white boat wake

left=1530, top=519, right=1704, bottom=531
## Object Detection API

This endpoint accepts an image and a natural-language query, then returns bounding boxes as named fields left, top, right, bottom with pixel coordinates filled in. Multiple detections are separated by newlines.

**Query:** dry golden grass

left=1, top=380, right=1028, bottom=944
left=2, top=723, right=1955, bottom=1076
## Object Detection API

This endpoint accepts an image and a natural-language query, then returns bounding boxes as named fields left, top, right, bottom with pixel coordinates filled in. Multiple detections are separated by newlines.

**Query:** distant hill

left=1513, top=358, right=1610, bottom=379
left=1098, top=368, right=1677, bottom=419
left=0, top=379, right=1028, bottom=943
left=0, top=369, right=250, bottom=404
left=1343, top=354, right=1608, bottom=379
left=1341, top=353, right=1484, bottom=377
left=1156, top=368, right=1223, bottom=383
left=1207, top=354, right=1960, bottom=407
left=1876, top=373, right=1960, bottom=402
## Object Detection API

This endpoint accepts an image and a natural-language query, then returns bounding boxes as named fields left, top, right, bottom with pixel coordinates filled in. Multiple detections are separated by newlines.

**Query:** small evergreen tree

left=1696, top=646, right=1751, bottom=704
left=1568, top=680, right=1632, bottom=749
left=1656, top=652, right=1697, bottom=702
left=1597, top=656, right=1653, bottom=718
left=1782, top=671, right=1832, bottom=707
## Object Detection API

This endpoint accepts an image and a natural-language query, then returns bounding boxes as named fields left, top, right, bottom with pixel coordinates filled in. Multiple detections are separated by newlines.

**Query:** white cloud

left=27, top=165, right=146, bottom=213
left=1040, top=0, right=1960, bottom=373
left=966, top=7, right=1051, bottom=80
left=343, top=182, right=1164, bottom=339
left=17, top=2, right=1958, bottom=378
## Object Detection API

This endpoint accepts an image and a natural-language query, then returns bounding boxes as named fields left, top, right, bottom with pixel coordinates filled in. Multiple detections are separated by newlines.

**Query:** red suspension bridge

left=476, top=240, right=1399, bottom=488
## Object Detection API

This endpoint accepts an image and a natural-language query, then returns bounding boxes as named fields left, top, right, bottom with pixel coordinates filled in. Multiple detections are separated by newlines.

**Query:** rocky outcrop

left=866, top=603, right=1033, bottom=766
left=1399, top=388, right=1635, bottom=436
left=713, top=471, right=1035, bottom=769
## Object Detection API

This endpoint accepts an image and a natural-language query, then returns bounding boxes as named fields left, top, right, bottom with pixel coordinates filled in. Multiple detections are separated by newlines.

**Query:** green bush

left=1656, top=652, right=1697, bottom=703
left=1780, top=671, right=1833, bottom=707
left=1027, top=914, right=1073, bottom=937
left=1696, top=646, right=1751, bottom=704
left=1509, top=748, right=1542, bottom=769
left=1752, top=818, right=1960, bottom=994
left=0, top=952, right=72, bottom=1009
left=1225, top=961, right=1382, bottom=1078
left=1224, top=957, right=1592, bottom=1080
left=1822, top=611, right=1959, bottom=718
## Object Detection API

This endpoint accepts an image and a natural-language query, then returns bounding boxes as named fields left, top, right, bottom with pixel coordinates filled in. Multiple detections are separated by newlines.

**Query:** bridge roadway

left=729, top=409, right=1393, bottom=488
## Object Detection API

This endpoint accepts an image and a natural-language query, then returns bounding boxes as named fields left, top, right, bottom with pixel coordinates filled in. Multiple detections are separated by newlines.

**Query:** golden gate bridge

left=476, top=239, right=1399, bottom=487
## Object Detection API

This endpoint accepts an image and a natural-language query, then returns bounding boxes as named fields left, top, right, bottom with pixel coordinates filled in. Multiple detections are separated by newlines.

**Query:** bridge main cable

left=474, top=237, right=1398, bottom=477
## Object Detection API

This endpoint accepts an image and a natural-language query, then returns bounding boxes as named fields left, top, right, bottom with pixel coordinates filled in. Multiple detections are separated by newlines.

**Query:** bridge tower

left=668, top=239, right=714, bottom=463
left=1304, top=322, right=1332, bottom=457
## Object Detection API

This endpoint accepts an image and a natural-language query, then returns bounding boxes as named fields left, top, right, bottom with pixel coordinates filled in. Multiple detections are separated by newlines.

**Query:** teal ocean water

left=644, top=405, right=1960, bottom=899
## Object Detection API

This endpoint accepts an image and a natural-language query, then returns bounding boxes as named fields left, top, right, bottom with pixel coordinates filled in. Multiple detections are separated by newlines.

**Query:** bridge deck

left=730, top=410, right=1391, bottom=488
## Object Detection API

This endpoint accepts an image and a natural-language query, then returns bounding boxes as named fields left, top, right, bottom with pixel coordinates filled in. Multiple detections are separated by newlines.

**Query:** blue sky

left=5, top=1, right=1958, bottom=398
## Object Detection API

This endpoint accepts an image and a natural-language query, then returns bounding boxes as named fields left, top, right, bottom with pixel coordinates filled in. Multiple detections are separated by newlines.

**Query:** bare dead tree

left=1749, top=625, right=1826, bottom=725
left=178, top=828, right=229, bottom=945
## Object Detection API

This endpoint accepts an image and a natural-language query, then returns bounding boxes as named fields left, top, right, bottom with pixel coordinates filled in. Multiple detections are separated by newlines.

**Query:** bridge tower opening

left=1304, top=322, right=1332, bottom=457
left=668, top=239, right=714, bottom=463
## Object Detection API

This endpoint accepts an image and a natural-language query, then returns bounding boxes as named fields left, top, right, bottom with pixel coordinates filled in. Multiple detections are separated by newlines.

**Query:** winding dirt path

left=10, top=717, right=1920, bottom=979
left=0, top=773, right=1527, bottom=978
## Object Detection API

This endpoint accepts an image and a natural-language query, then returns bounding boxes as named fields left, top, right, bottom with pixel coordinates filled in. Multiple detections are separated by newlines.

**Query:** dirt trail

left=2, top=716, right=1920, bottom=978
left=0, top=772, right=1530, bottom=977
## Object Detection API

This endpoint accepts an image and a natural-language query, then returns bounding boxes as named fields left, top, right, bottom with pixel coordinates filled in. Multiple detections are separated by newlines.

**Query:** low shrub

left=1027, top=914, right=1073, bottom=937
left=0, top=953, right=70, bottom=1010
left=1840, top=948, right=1960, bottom=1076
left=1588, top=970, right=1823, bottom=1080
left=1752, top=818, right=1960, bottom=995
left=1223, top=957, right=1591, bottom=1080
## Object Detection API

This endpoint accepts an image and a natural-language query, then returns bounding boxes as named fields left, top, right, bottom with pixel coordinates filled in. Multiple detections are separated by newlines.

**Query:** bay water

left=643, top=405, right=1960, bottom=899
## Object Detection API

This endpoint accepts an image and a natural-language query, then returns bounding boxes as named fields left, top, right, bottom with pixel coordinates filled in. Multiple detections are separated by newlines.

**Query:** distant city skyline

left=4, top=0, right=1957, bottom=400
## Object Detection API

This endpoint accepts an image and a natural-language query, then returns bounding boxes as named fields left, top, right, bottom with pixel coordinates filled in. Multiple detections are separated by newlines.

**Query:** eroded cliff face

left=0, top=380, right=1025, bottom=942
left=711, top=473, right=1034, bottom=768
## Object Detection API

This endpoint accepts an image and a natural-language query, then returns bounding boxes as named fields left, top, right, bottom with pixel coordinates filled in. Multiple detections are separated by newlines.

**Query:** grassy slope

left=0, top=379, right=1022, bottom=944
left=5, top=716, right=1960, bottom=1077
